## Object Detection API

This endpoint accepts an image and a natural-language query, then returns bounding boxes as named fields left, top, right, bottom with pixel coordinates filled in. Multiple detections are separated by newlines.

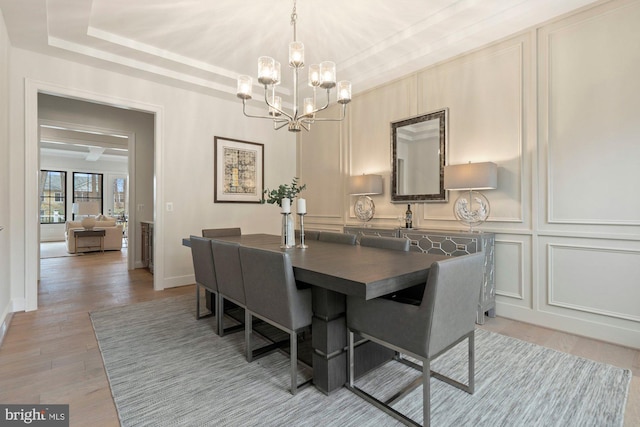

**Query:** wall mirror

left=391, top=108, right=448, bottom=202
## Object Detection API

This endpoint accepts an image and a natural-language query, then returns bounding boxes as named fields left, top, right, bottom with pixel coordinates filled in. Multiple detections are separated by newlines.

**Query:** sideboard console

left=343, top=226, right=399, bottom=242
left=344, top=226, right=496, bottom=324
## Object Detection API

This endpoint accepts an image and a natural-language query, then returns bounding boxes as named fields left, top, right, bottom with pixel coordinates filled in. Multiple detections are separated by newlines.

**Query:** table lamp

left=349, top=174, right=383, bottom=223
left=77, top=201, right=101, bottom=230
left=444, top=161, right=497, bottom=231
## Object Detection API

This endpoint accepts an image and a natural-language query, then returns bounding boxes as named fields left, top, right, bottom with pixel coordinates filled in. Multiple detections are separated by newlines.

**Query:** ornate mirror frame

left=391, top=108, right=448, bottom=202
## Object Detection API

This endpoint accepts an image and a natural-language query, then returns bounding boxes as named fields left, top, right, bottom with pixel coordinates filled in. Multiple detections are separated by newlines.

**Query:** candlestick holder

left=297, top=213, right=308, bottom=249
left=281, top=212, right=292, bottom=249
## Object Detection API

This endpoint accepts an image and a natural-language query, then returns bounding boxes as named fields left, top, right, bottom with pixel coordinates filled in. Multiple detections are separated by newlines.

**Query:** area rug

left=90, top=295, right=631, bottom=427
left=40, top=241, right=76, bottom=258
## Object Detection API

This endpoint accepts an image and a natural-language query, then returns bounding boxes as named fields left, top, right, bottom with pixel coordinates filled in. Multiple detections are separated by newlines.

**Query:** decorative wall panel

left=547, top=243, right=640, bottom=322
left=417, top=37, right=529, bottom=225
left=540, top=1, right=640, bottom=225
left=495, top=240, right=525, bottom=300
left=298, top=108, right=343, bottom=225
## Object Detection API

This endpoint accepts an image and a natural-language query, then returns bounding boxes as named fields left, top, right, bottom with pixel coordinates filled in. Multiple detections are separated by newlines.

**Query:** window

left=73, top=172, right=103, bottom=218
left=40, top=170, right=66, bottom=224
left=113, top=177, right=127, bottom=217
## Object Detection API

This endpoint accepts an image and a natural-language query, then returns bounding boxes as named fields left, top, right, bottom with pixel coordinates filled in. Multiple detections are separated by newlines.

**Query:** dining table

left=183, top=233, right=447, bottom=394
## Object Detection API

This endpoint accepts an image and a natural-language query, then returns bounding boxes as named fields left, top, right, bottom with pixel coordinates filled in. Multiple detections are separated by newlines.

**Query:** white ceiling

left=2, top=0, right=599, bottom=101
left=39, top=124, right=129, bottom=163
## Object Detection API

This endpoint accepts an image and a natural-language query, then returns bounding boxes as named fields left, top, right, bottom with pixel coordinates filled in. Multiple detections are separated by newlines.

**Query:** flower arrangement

left=262, top=177, right=306, bottom=207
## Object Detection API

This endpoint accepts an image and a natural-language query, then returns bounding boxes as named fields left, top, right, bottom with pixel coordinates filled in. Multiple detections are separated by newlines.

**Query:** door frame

left=25, top=79, right=165, bottom=311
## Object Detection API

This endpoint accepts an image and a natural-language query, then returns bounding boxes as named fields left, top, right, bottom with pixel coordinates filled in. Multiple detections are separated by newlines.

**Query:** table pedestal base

left=311, top=287, right=395, bottom=394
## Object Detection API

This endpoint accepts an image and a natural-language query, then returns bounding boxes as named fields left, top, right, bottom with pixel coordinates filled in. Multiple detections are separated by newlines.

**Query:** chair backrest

left=239, top=246, right=312, bottom=331
left=360, top=235, right=410, bottom=252
left=318, top=231, right=357, bottom=245
left=211, top=240, right=245, bottom=304
left=202, top=227, right=241, bottom=238
left=189, top=235, right=217, bottom=292
left=295, top=229, right=320, bottom=241
left=421, top=252, right=484, bottom=357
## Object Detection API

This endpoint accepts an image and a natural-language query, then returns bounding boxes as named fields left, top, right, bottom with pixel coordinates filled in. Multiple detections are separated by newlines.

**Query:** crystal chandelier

left=236, top=0, right=352, bottom=132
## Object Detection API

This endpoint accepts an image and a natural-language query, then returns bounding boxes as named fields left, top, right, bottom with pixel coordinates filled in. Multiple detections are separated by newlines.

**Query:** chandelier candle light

left=236, top=0, right=351, bottom=132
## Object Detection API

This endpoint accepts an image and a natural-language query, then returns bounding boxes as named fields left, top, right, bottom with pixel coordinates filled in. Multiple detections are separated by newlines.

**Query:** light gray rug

left=90, top=295, right=631, bottom=427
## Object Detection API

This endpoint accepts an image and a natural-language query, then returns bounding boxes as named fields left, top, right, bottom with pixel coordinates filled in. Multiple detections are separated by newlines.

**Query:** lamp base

left=354, top=195, right=375, bottom=222
left=452, top=190, right=490, bottom=232
left=81, top=216, right=96, bottom=230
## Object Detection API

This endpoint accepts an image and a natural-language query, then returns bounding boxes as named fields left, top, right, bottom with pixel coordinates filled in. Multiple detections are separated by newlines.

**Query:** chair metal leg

left=245, top=310, right=253, bottom=362
left=196, top=284, right=215, bottom=320
left=468, top=330, right=475, bottom=394
left=217, top=293, right=225, bottom=336
left=196, top=284, right=200, bottom=318
left=423, top=358, right=431, bottom=427
left=290, top=331, right=297, bottom=395
left=348, top=330, right=355, bottom=387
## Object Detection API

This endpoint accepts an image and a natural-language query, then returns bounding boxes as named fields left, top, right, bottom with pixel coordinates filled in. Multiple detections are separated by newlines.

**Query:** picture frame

left=214, top=136, right=264, bottom=203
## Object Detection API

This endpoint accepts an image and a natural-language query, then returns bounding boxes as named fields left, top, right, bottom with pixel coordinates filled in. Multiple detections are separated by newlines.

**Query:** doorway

left=25, top=80, right=164, bottom=311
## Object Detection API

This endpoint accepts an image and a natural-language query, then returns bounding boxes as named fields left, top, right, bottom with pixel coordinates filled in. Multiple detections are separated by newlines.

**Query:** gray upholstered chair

left=318, top=231, right=357, bottom=245
left=202, top=227, right=241, bottom=238
left=360, top=235, right=410, bottom=252
left=239, top=246, right=313, bottom=395
left=346, top=252, right=485, bottom=426
left=295, top=229, right=320, bottom=241
left=189, top=235, right=219, bottom=323
left=211, top=240, right=246, bottom=336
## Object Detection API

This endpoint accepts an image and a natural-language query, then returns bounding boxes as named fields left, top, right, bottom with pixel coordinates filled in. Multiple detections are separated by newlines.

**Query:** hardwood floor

left=0, top=247, right=638, bottom=426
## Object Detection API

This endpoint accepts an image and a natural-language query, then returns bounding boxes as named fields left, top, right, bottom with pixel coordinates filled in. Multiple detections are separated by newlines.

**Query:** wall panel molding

left=547, top=243, right=640, bottom=322
left=540, top=0, right=640, bottom=226
left=495, top=239, right=525, bottom=300
left=418, top=38, right=528, bottom=225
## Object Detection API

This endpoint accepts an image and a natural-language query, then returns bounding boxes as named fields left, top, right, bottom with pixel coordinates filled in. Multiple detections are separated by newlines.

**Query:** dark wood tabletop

left=199, top=233, right=447, bottom=300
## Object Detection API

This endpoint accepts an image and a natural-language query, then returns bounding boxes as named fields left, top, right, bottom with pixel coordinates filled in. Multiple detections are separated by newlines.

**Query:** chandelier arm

left=298, top=89, right=331, bottom=120
left=302, top=104, right=347, bottom=122
left=241, top=99, right=286, bottom=121
left=297, top=120, right=310, bottom=132
left=263, top=87, right=294, bottom=121
left=274, top=121, right=290, bottom=131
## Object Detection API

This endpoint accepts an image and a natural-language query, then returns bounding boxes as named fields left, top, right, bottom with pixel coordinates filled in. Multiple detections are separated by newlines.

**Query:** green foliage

left=262, top=177, right=306, bottom=207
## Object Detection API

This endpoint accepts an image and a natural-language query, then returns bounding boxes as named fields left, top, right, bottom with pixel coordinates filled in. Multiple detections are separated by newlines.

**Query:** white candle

left=281, top=198, right=291, bottom=213
left=297, top=198, right=306, bottom=214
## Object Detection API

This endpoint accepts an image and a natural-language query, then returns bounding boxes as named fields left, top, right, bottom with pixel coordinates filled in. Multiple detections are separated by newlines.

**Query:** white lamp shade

left=349, top=175, right=383, bottom=195
left=76, top=201, right=101, bottom=216
left=444, top=162, right=497, bottom=190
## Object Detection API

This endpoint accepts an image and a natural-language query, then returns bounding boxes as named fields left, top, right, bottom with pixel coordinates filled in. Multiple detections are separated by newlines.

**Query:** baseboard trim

left=0, top=311, right=13, bottom=349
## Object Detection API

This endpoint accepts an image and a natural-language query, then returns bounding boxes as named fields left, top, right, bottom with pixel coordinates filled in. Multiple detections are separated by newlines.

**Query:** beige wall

left=0, top=9, right=10, bottom=332
left=7, top=46, right=296, bottom=311
left=300, top=0, right=640, bottom=349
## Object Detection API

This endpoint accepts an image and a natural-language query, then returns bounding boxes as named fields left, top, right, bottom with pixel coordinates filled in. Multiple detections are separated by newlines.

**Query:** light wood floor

left=0, top=248, right=638, bottom=426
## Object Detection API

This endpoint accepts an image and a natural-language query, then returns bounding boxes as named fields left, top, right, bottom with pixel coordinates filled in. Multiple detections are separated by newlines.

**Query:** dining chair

left=211, top=240, right=246, bottom=336
left=360, top=235, right=410, bottom=252
left=295, top=229, right=320, bottom=241
left=318, top=231, right=357, bottom=245
left=346, top=252, right=484, bottom=426
left=239, top=246, right=313, bottom=395
left=202, top=227, right=241, bottom=238
left=189, top=235, right=219, bottom=324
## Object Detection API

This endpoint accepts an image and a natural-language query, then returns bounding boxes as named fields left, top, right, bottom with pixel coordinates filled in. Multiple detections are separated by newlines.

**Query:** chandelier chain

left=291, top=0, right=298, bottom=41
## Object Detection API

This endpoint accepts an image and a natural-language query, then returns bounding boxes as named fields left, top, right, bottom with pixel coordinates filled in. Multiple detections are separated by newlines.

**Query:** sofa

left=65, top=218, right=124, bottom=253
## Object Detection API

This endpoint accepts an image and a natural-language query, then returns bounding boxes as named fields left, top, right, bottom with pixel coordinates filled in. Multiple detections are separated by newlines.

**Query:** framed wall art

left=214, top=136, right=264, bottom=203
